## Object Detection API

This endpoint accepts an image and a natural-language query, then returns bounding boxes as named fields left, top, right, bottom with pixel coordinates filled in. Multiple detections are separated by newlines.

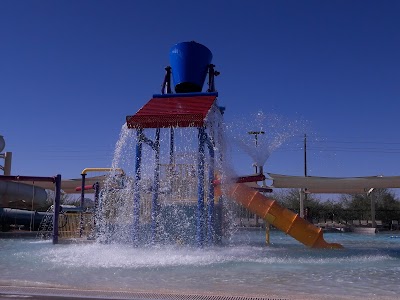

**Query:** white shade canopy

left=268, top=173, right=400, bottom=194
left=18, top=176, right=107, bottom=194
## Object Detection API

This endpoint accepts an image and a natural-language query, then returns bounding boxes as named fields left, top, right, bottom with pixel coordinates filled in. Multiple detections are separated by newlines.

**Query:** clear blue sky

left=1, top=0, right=400, bottom=181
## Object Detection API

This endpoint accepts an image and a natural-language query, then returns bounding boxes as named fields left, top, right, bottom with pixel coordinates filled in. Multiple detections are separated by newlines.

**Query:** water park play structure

left=3, top=42, right=400, bottom=300
left=114, top=41, right=341, bottom=248
left=2, top=41, right=400, bottom=248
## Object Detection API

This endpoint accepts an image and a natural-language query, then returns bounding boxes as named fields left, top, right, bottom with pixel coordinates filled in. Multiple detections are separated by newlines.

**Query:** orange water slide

left=219, top=183, right=343, bottom=249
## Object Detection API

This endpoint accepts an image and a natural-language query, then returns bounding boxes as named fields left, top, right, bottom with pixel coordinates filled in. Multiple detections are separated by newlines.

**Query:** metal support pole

left=3, top=152, right=12, bottom=175
left=304, top=134, right=308, bottom=212
left=169, top=128, right=174, bottom=186
left=93, top=182, right=100, bottom=239
left=299, top=188, right=305, bottom=218
left=215, top=196, right=223, bottom=244
left=216, top=117, right=224, bottom=244
left=133, top=129, right=143, bottom=244
left=151, top=128, right=161, bottom=244
left=369, top=188, right=376, bottom=228
left=169, top=128, right=174, bottom=165
left=161, top=66, right=172, bottom=94
left=248, top=131, right=264, bottom=174
left=258, top=165, right=267, bottom=187
left=304, top=134, right=308, bottom=177
left=52, top=174, right=62, bottom=245
left=265, top=221, right=270, bottom=245
left=196, top=127, right=206, bottom=247
left=79, top=173, right=86, bottom=237
left=207, top=64, right=219, bottom=93
left=206, top=137, right=215, bottom=245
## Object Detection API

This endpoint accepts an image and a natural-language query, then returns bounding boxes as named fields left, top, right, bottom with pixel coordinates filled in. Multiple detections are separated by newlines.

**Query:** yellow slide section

left=221, top=183, right=343, bottom=249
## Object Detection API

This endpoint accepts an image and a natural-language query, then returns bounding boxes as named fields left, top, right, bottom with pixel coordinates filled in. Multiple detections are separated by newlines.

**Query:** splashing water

left=2, top=232, right=400, bottom=299
left=93, top=109, right=308, bottom=245
left=95, top=107, right=234, bottom=245
left=226, top=111, right=307, bottom=169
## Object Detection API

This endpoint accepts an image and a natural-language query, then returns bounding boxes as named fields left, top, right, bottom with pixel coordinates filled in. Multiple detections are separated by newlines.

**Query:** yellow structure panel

left=59, top=213, right=93, bottom=239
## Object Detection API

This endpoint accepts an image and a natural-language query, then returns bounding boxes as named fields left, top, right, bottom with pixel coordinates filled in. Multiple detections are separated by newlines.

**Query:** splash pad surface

left=1, top=231, right=400, bottom=300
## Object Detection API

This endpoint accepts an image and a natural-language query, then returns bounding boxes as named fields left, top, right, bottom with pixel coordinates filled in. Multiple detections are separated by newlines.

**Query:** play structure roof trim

left=126, top=95, right=217, bottom=128
left=268, top=173, right=400, bottom=194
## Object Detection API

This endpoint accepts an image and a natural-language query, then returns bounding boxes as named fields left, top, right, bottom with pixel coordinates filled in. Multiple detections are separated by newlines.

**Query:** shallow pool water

left=1, top=230, right=400, bottom=299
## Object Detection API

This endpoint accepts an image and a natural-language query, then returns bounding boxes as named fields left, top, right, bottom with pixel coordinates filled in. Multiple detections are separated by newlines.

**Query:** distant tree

left=340, top=193, right=371, bottom=220
left=339, top=189, right=400, bottom=224
left=257, top=188, right=400, bottom=226
left=272, top=188, right=301, bottom=211
left=326, top=200, right=348, bottom=222
left=374, top=189, right=400, bottom=224
left=272, top=188, right=326, bottom=221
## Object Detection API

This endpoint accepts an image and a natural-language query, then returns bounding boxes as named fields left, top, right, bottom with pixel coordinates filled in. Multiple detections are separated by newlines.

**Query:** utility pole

left=248, top=131, right=265, bottom=147
left=300, top=134, right=308, bottom=219
left=248, top=131, right=265, bottom=174
left=248, top=130, right=266, bottom=232
left=304, top=133, right=307, bottom=177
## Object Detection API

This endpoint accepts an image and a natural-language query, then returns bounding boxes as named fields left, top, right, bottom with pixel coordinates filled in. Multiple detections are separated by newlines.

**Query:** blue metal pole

left=151, top=128, right=161, bottom=244
left=216, top=116, right=224, bottom=244
left=133, top=129, right=143, bottom=245
left=52, top=174, right=61, bottom=245
left=79, top=173, right=86, bottom=237
left=196, top=127, right=206, bottom=247
left=215, top=196, right=223, bottom=244
left=205, top=135, right=215, bottom=245
left=169, top=127, right=174, bottom=188
left=169, top=128, right=174, bottom=165
left=92, top=182, right=100, bottom=239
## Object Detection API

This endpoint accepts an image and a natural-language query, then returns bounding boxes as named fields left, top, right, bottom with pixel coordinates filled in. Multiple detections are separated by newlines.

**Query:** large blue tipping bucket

left=169, top=41, right=213, bottom=93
